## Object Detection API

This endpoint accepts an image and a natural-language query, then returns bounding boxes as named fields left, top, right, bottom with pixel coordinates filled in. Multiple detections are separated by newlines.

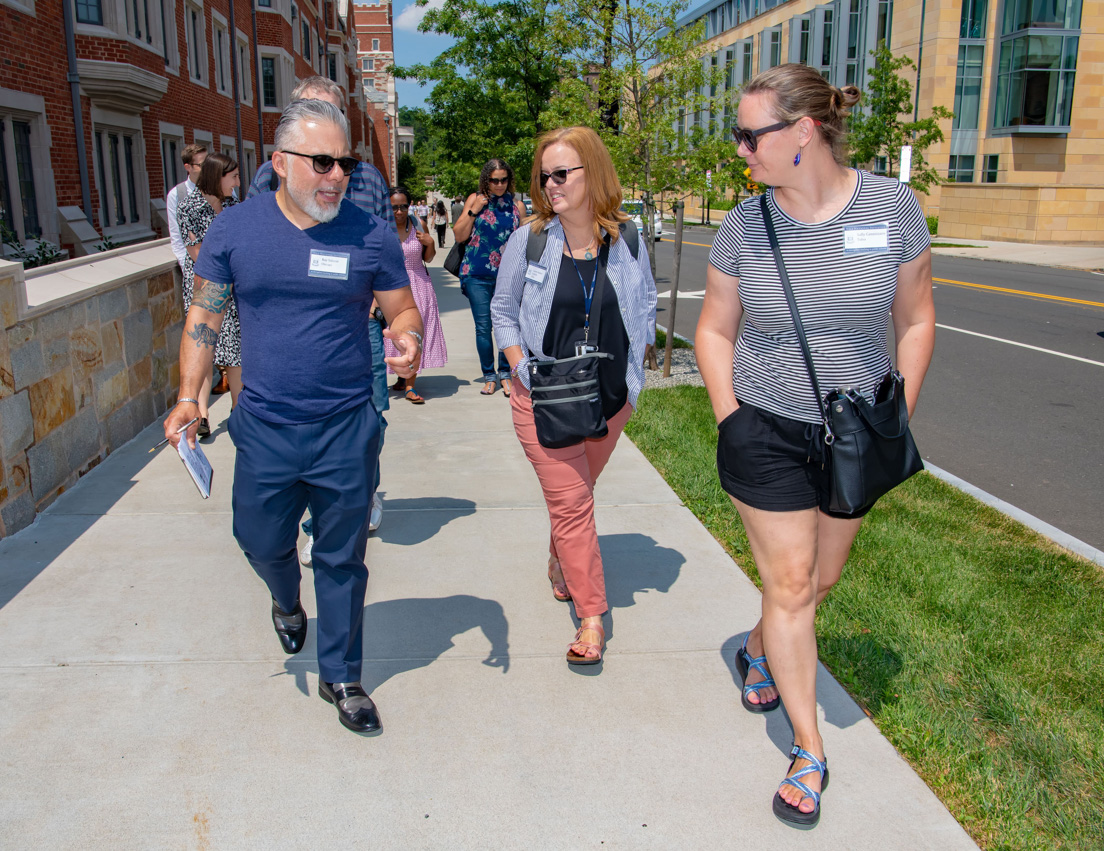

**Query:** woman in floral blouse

left=452, top=158, right=526, bottom=396
left=177, top=151, right=240, bottom=437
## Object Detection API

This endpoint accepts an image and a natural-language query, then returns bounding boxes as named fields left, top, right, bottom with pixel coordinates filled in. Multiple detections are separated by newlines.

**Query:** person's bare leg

left=226, top=366, right=243, bottom=409
left=814, top=511, right=862, bottom=605
left=197, top=373, right=213, bottom=421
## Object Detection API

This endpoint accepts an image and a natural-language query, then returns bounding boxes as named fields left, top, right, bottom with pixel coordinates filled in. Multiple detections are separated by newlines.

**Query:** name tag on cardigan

left=525, top=263, right=548, bottom=285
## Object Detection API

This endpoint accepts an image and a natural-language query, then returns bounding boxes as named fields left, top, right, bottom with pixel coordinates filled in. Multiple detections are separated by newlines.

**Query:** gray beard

left=287, top=176, right=343, bottom=224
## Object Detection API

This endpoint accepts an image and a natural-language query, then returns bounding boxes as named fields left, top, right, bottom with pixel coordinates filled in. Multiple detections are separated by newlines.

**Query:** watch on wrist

left=467, top=209, right=476, bottom=217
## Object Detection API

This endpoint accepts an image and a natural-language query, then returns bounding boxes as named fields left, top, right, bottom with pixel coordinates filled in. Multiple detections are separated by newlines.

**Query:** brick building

left=0, top=0, right=384, bottom=258
left=679, top=0, right=1104, bottom=243
left=352, top=0, right=397, bottom=183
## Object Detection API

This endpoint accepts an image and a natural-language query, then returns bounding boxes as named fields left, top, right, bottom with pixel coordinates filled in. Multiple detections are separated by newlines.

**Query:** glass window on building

left=873, top=155, right=888, bottom=175
left=302, top=21, right=311, bottom=61
left=0, top=125, right=13, bottom=238
left=1002, top=0, right=1080, bottom=31
left=994, top=33, right=1078, bottom=128
left=960, top=0, right=987, bottom=38
left=947, top=154, right=975, bottom=182
left=76, top=0, right=103, bottom=24
left=983, top=154, right=999, bottom=182
left=161, top=136, right=181, bottom=192
left=257, top=0, right=271, bottom=8
left=876, top=0, right=892, bottom=45
left=797, top=17, right=811, bottom=64
left=262, top=56, right=277, bottom=106
left=12, top=121, right=42, bottom=239
left=953, top=44, right=984, bottom=129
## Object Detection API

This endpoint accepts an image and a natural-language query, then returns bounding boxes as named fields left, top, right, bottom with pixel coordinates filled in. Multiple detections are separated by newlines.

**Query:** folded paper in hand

left=177, top=438, right=213, bottom=499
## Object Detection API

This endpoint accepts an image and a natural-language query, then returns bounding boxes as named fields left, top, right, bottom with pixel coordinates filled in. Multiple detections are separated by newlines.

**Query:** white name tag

left=308, top=249, right=351, bottom=279
left=524, top=262, right=548, bottom=285
left=843, top=224, right=890, bottom=254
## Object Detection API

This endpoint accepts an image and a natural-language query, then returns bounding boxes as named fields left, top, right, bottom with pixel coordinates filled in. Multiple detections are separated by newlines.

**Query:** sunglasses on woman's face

left=488, top=177, right=509, bottom=186
left=281, top=150, right=360, bottom=176
left=392, top=204, right=409, bottom=211
left=539, top=166, right=585, bottom=188
left=731, top=122, right=792, bottom=153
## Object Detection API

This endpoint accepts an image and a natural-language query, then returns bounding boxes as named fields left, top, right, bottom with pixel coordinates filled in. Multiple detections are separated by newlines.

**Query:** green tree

left=396, top=153, right=420, bottom=188
left=849, top=43, right=953, bottom=194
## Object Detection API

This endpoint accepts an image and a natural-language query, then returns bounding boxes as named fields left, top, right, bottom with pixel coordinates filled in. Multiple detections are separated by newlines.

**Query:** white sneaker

left=369, top=493, right=383, bottom=532
left=299, top=535, right=313, bottom=566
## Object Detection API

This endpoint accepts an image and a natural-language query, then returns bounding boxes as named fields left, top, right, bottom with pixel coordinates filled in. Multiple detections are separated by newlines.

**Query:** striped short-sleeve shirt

left=708, top=170, right=930, bottom=423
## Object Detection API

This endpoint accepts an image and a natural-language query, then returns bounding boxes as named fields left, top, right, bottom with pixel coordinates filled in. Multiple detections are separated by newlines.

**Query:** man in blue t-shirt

left=165, top=99, right=422, bottom=735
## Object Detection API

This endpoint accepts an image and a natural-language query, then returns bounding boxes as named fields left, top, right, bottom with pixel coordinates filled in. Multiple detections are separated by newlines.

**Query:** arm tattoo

left=187, top=322, right=219, bottom=349
left=192, top=277, right=233, bottom=314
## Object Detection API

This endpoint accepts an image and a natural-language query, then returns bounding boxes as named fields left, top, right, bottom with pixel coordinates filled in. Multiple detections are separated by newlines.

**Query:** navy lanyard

left=562, top=233, right=600, bottom=340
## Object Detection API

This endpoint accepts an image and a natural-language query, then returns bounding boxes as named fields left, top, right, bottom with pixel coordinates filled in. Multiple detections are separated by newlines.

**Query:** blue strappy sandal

left=735, top=633, right=780, bottom=713
left=772, top=746, right=829, bottom=829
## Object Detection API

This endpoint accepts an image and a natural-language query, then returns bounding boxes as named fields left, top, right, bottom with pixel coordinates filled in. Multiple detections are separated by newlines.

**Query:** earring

left=794, top=150, right=802, bottom=166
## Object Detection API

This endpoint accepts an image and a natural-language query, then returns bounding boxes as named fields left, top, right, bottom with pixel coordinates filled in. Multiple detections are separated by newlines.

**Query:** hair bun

left=838, top=85, right=862, bottom=109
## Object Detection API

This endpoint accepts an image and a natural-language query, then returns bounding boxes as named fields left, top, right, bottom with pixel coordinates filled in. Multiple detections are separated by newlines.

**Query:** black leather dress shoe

left=318, top=681, right=382, bottom=735
left=271, top=597, right=307, bottom=655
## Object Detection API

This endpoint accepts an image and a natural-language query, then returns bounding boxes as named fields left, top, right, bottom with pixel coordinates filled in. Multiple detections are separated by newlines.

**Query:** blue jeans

left=462, top=275, right=510, bottom=383
left=302, top=319, right=388, bottom=537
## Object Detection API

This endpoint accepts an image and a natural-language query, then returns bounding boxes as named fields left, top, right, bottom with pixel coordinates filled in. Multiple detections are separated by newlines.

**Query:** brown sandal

left=566, top=621, right=605, bottom=665
left=548, top=563, right=571, bottom=602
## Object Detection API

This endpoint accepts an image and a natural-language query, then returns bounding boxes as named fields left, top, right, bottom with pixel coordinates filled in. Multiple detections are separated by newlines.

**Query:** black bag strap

left=759, top=195, right=832, bottom=442
left=526, top=220, right=638, bottom=264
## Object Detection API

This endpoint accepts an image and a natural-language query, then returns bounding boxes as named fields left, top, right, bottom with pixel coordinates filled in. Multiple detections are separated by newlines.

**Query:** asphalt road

left=649, top=226, right=1104, bottom=552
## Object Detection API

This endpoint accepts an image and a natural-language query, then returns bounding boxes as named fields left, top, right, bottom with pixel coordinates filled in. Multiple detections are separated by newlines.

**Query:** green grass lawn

left=625, top=384, right=1104, bottom=851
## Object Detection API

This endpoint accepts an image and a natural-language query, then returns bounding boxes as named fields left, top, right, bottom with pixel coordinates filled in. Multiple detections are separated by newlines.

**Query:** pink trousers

left=510, top=381, right=632, bottom=617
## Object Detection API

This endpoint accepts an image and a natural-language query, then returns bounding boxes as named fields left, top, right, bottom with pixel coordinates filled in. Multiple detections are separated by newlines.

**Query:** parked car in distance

left=523, top=196, right=533, bottom=215
left=621, top=200, right=662, bottom=240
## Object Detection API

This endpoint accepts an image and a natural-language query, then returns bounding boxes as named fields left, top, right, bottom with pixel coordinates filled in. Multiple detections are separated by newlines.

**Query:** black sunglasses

left=281, top=150, right=359, bottom=176
left=391, top=203, right=410, bottom=211
left=488, top=177, right=510, bottom=186
left=539, top=166, right=584, bottom=188
left=731, top=122, right=792, bottom=153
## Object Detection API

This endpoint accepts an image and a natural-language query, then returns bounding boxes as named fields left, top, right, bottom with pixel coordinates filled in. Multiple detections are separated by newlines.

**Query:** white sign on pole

left=705, top=169, right=712, bottom=188
left=899, top=146, right=913, bottom=183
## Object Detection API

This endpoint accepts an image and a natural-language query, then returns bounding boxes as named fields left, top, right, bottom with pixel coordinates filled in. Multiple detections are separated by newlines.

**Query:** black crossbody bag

left=527, top=235, right=613, bottom=449
left=760, top=195, right=923, bottom=515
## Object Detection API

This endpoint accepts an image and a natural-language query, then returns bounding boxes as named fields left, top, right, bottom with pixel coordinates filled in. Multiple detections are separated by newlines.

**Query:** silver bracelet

left=403, top=329, right=423, bottom=347
left=176, top=397, right=199, bottom=406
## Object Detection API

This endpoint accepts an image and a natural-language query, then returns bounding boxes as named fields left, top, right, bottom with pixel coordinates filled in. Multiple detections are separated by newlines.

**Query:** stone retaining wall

left=0, top=245, right=183, bottom=537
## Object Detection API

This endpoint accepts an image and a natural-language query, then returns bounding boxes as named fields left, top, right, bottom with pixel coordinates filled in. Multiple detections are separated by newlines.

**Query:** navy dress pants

left=229, top=402, right=379, bottom=684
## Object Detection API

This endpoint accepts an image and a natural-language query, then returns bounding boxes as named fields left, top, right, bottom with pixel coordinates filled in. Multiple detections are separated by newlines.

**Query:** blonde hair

left=528, top=126, right=629, bottom=245
left=744, top=64, right=861, bottom=167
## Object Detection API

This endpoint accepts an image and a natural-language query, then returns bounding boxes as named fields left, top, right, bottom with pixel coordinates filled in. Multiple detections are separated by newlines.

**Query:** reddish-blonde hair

left=528, top=126, right=629, bottom=245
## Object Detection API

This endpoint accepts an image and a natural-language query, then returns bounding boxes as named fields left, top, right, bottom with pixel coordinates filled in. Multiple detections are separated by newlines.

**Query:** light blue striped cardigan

left=490, top=217, right=658, bottom=407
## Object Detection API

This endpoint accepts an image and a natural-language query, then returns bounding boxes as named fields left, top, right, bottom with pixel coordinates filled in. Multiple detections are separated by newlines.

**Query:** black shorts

left=716, top=401, right=867, bottom=518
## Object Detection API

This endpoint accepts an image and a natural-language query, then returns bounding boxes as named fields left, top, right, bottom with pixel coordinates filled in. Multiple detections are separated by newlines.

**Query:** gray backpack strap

left=526, top=223, right=549, bottom=263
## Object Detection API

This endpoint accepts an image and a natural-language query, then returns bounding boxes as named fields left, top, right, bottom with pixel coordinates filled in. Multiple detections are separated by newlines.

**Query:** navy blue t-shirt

left=195, top=192, right=408, bottom=424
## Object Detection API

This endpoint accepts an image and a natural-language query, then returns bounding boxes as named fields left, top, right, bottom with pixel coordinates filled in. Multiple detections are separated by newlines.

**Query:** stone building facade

left=679, top=0, right=1104, bottom=243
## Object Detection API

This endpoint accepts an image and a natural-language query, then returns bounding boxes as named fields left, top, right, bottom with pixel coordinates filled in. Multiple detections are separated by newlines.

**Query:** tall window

left=799, top=18, right=811, bottom=64
left=161, top=136, right=182, bottom=193
left=261, top=57, right=277, bottom=107
left=186, top=3, right=207, bottom=83
left=961, top=0, right=987, bottom=38
left=953, top=44, right=985, bottom=129
left=0, top=119, right=42, bottom=240
left=76, top=0, right=103, bottom=24
left=983, top=154, right=999, bottom=182
left=302, top=21, right=311, bottom=61
left=215, top=23, right=229, bottom=93
left=993, top=0, right=1080, bottom=130
left=328, top=52, right=337, bottom=82
left=371, top=38, right=379, bottom=50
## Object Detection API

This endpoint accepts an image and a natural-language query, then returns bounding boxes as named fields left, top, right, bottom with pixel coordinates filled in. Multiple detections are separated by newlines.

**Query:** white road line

left=936, top=323, right=1104, bottom=368
left=655, top=289, right=706, bottom=300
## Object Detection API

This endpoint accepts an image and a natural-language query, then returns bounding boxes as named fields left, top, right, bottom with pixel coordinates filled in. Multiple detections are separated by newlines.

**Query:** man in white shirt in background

left=166, top=143, right=208, bottom=271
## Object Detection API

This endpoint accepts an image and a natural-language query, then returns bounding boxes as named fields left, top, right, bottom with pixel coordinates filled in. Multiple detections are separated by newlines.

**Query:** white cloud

left=394, top=0, right=446, bottom=32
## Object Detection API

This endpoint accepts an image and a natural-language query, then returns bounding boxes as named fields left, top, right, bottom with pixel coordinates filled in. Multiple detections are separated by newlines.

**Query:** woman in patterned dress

left=177, top=151, right=241, bottom=436
left=452, top=158, right=525, bottom=396
left=385, top=187, right=448, bottom=404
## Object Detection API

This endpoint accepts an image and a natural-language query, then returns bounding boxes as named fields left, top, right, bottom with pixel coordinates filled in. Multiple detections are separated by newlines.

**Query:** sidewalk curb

left=924, top=462, right=1104, bottom=567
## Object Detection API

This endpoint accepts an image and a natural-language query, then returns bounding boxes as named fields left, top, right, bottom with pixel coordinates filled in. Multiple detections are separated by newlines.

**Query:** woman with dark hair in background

left=697, top=64, right=935, bottom=829
left=453, top=158, right=526, bottom=396
left=433, top=200, right=449, bottom=248
left=177, top=151, right=242, bottom=435
left=386, top=187, right=448, bottom=404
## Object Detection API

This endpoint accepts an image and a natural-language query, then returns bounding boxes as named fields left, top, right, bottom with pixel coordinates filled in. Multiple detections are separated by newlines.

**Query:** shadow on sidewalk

left=371, top=496, right=477, bottom=546
left=281, top=594, right=510, bottom=695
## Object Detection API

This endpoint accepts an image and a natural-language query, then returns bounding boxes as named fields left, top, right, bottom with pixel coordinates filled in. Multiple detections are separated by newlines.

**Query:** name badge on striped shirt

left=308, top=250, right=351, bottom=279
left=843, top=224, right=889, bottom=254
left=525, top=263, right=548, bottom=285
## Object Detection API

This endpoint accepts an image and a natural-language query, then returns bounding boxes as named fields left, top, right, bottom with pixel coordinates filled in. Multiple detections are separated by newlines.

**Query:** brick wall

left=0, top=248, right=183, bottom=538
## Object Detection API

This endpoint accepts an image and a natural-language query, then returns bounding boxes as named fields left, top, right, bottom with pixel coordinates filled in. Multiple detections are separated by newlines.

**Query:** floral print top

left=460, top=191, right=520, bottom=280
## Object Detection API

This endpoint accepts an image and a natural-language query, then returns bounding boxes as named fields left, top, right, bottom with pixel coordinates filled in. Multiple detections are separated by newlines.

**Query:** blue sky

left=392, top=0, right=456, bottom=113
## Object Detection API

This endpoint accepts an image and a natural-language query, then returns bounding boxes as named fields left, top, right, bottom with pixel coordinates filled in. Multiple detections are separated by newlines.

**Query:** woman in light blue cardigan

left=491, top=126, right=657, bottom=666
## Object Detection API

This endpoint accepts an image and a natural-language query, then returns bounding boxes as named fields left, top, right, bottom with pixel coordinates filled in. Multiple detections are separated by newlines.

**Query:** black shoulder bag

left=443, top=236, right=467, bottom=277
left=759, top=195, right=923, bottom=515
left=526, top=227, right=613, bottom=449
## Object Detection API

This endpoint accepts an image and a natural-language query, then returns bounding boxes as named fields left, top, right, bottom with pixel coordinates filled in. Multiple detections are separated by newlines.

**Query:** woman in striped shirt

left=491, top=126, right=657, bottom=666
left=697, top=64, right=936, bottom=829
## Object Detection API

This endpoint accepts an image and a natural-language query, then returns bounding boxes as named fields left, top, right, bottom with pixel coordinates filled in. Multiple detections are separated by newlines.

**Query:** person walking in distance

left=453, top=158, right=525, bottom=396
left=248, top=75, right=394, bottom=561
left=165, top=99, right=423, bottom=735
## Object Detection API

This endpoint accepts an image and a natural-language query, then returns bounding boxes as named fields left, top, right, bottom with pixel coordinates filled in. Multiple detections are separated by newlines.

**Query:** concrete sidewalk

left=928, top=236, right=1104, bottom=272
left=0, top=245, right=978, bottom=849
